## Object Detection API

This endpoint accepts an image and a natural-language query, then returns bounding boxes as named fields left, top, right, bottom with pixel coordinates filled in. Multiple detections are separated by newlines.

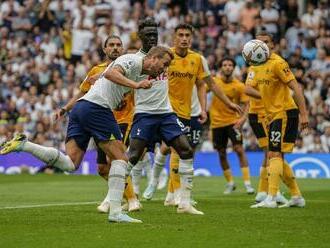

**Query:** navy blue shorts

left=66, top=100, right=122, bottom=151
left=190, top=116, right=203, bottom=148
left=130, top=113, right=186, bottom=145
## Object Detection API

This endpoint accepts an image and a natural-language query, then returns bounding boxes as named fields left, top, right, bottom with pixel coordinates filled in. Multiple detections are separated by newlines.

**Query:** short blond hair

left=146, top=46, right=174, bottom=60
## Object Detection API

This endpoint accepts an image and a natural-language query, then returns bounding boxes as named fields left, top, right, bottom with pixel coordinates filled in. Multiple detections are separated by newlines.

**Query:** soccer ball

left=242, top=39, right=270, bottom=65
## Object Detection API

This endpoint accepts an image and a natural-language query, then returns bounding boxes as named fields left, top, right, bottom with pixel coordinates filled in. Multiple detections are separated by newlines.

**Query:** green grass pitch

left=0, top=174, right=329, bottom=248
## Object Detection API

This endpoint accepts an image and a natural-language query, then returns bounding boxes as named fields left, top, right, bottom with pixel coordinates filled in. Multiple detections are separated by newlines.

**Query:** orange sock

left=241, top=167, right=251, bottom=183
left=257, top=166, right=268, bottom=193
left=268, top=157, right=283, bottom=197
left=167, top=176, right=174, bottom=193
left=283, top=161, right=301, bottom=197
left=223, top=169, right=234, bottom=183
left=169, top=149, right=181, bottom=192
left=124, top=176, right=136, bottom=201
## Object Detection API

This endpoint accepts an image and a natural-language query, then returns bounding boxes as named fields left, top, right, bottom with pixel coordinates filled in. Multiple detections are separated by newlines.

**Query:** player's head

left=256, top=30, right=274, bottom=51
left=219, top=57, right=236, bottom=77
left=138, top=17, right=158, bottom=53
left=144, top=46, right=174, bottom=78
left=103, top=35, right=123, bottom=60
left=174, top=23, right=193, bottom=49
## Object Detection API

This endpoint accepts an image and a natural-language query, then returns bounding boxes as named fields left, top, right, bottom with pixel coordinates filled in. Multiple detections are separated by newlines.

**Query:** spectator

left=260, top=0, right=279, bottom=39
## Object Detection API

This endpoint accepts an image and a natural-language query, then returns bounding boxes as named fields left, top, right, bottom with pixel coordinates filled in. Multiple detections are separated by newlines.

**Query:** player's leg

left=166, top=117, right=192, bottom=206
left=131, top=151, right=150, bottom=197
left=159, top=113, right=202, bottom=214
left=169, top=135, right=203, bottom=215
left=0, top=133, right=78, bottom=171
left=96, top=148, right=112, bottom=213
left=248, top=113, right=268, bottom=200
left=255, top=152, right=268, bottom=202
left=96, top=148, right=141, bottom=213
left=0, top=101, right=91, bottom=171
left=120, top=122, right=142, bottom=197
left=143, top=142, right=171, bottom=200
left=229, top=125, right=255, bottom=194
left=86, top=102, right=140, bottom=223
left=97, top=140, right=140, bottom=223
left=212, top=126, right=235, bottom=194
left=252, top=118, right=283, bottom=208
left=278, top=109, right=305, bottom=208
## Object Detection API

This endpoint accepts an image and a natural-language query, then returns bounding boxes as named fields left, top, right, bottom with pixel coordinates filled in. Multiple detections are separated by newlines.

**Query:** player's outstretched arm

left=203, top=76, right=243, bottom=114
left=288, top=80, right=309, bottom=132
left=53, top=90, right=85, bottom=121
left=245, top=85, right=261, bottom=99
left=104, top=66, right=152, bottom=89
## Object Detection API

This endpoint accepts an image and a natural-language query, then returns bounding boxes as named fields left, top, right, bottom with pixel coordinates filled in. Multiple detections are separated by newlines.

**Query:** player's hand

left=198, top=110, right=208, bottom=124
left=229, top=103, right=243, bottom=115
left=53, top=108, right=66, bottom=122
left=299, top=113, right=309, bottom=136
left=233, top=117, right=245, bottom=130
left=137, top=79, right=152, bottom=89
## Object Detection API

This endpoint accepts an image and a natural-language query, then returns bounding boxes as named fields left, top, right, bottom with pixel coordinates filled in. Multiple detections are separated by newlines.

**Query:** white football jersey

left=134, top=50, right=173, bottom=114
left=81, top=54, right=143, bottom=110
left=191, top=55, right=211, bottom=117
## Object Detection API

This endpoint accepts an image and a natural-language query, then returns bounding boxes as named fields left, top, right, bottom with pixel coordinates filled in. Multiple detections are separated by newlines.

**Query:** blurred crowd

left=0, top=0, right=329, bottom=153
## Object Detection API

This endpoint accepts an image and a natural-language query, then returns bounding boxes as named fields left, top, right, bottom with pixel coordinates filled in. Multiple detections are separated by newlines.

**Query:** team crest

left=123, top=60, right=134, bottom=70
left=248, top=71, right=255, bottom=79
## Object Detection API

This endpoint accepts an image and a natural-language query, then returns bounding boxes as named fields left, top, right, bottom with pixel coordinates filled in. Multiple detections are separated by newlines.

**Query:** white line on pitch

left=0, top=201, right=99, bottom=210
left=1, top=197, right=328, bottom=210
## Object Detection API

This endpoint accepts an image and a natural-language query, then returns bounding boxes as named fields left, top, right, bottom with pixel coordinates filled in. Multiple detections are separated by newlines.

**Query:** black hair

left=174, top=23, right=194, bottom=33
left=255, top=30, right=273, bottom=40
left=103, top=35, right=122, bottom=48
left=138, top=17, right=158, bottom=32
left=219, top=57, right=236, bottom=68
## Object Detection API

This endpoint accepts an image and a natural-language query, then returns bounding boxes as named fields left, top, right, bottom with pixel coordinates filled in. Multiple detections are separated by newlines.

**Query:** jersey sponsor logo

left=256, top=79, right=271, bottom=86
left=169, top=71, right=194, bottom=80
left=147, top=72, right=167, bottom=81
left=289, top=157, right=330, bottom=178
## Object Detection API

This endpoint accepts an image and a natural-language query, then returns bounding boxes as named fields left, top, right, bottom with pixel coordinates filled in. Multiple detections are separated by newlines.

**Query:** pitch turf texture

left=0, top=175, right=329, bottom=248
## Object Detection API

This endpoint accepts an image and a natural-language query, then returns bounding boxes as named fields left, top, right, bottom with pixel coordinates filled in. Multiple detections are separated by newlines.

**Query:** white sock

left=108, top=160, right=127, bottom=216
left=131, top=160, right=144, bottom=195
left=142, top=153, right=152, bottom=183
left=126, top=161, right=134, bottom=177
left=178, top=158, right=193, bottom=208
left=228, top=181, right=235, bottom=186
left=266, top=194, right=276, bottom=202
left=244, top=181, right=252, bottom=186
left=150, top=150, right=167, bottom=187
left=22, top=141, right=75, bottom=171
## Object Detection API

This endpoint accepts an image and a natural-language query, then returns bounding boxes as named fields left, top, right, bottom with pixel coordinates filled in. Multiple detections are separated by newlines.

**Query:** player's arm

left=202, top=76, right=243, bottom=114
left=233, top=102, right=249, bottom=130
left=104, top=65, right=151, bottom=89
left=287, top=80, right=309, bottom=131
left=245, top=85, right=261, bottom=99
left=55, top=90, right=85, bottom=120
left=276, top=60, right=309, bottom=132
left=195, top=79, right=207, bottom=123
